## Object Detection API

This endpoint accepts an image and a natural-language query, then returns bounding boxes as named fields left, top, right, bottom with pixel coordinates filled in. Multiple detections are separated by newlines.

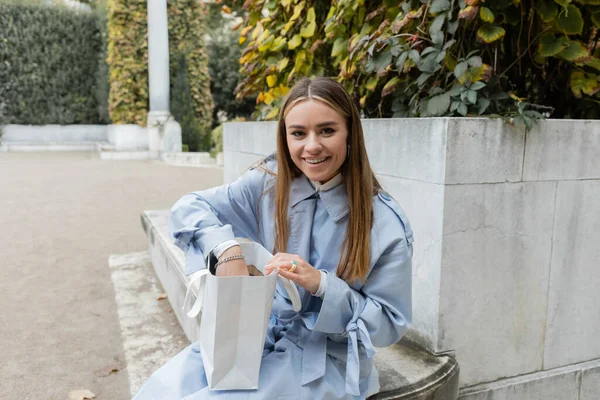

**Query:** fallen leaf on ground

left=157, top=293, right=168, bottom=300
left=69, top=389, right=96, bottom=400
left=94, top=363, right=122, bottom=377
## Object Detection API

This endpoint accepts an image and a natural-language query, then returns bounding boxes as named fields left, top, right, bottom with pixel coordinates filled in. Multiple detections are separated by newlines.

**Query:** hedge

left=0, top=3, right=107, bottom=125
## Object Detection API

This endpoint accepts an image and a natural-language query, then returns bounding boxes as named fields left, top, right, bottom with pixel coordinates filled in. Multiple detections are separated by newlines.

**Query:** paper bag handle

left=183, top=269, right=209, bottom=318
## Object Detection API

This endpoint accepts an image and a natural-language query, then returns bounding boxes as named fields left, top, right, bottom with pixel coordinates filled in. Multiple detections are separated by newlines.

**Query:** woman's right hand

left=215, top=246, right=250, bottom=277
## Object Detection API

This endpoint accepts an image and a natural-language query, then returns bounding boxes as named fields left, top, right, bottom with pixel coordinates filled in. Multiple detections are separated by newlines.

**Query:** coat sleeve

left=168, top=166, right=270, bottom=275
left=311, top=195, right=413, bottom=395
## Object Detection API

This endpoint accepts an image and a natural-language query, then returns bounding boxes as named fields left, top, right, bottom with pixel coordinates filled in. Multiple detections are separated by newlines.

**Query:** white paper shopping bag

left=183, top=241, right=301, bottom=390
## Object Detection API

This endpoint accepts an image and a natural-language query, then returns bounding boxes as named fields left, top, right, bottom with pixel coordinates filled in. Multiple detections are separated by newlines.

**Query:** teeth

left=305, top=158, right=326, bottom=164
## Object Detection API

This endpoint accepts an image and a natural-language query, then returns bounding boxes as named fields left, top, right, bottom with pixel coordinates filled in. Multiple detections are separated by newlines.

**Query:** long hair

left=274, top=77, right=381, bottom=283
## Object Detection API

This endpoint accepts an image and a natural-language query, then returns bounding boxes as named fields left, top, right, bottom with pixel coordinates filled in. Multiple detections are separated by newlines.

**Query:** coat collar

left=289, top=174, right=349, bottom=222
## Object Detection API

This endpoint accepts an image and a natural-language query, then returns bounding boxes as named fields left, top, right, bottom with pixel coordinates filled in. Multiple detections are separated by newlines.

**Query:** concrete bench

left=141, top=210, right=459, bottom=399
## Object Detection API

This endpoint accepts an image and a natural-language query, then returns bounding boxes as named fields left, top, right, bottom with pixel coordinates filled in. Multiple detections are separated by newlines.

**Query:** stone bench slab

left=141, top=210, right=459, bottom=399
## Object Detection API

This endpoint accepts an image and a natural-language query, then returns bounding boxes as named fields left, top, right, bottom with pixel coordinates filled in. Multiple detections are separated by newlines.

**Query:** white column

left=147, top=0, right=170, bottom=113
left=147, top=0, right=182, bottom=158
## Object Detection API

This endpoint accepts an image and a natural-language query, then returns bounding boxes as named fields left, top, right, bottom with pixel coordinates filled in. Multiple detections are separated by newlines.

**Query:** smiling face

left=284, top=99, right=348, bottom=184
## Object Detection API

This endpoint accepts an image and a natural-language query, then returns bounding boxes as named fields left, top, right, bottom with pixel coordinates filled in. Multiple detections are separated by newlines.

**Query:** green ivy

left=234, top=0, right=600, bottom=125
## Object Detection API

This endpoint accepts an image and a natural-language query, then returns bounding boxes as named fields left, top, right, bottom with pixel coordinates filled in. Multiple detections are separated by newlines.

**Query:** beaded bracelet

left=215, top=253, right=245, bottom=270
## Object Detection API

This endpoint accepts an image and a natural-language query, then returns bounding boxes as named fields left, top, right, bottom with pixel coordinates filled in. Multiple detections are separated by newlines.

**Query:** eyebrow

left=287, top=121, right=340, bottom=129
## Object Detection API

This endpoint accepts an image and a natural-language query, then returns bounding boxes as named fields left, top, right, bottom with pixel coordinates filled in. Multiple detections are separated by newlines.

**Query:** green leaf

left=480, top=7, right=495, bottom=23
left=300, top=20, right=316, bottom=38
left=430, top=0, right=451, bottom=13
left=443, top=39, right=457, bottom=51
left=476, top=25, right=506, bottom=43
left=585, top=57, right=600, bottom=71
left=447, top=20, right=459, bottom=34
left=558, top=40, right=590, bottom=62
left=448, top=84, right=464, bottom=96
left=435, top=50, right=447, bottom=63
left=478, top=98, right=491, bottom=114
left=382, top=77, right=401, bottom=97
left=536, top=0, right=559, bottom=22
left=271, top=37, right=288, bottom=52
left=416, top=72, right=433, bottom=87
left=288, top=34, right=302, bottom=50
left=421, top=47, right=438, bottom=56
left=555, top=4, right=584, bottom=35
left=396, top=52, right=409, bottom=71
left=450, top=101, right=460, bottom=112
left=366, top=76, right=379, bottom=91
left=468, top=56, right=482, bottom=67
left=466, top=90, right=477, bottom=104
left=258, top=36, right=275, bottom=52
left=427, top=93, right=451, bottom=116
left=454, top=61, right=469, bottom=78
left=408, top=49, right=420, bottom=63
left=592, top=13, right=600, bottom=29
left=331, top=37, right=347, bottom=57
left=554, top=0, right=571, bottom=8
left=431, top=30, right=444, bottom=46
left=373, top=51, right=393, bottom=72
left=457, top=102, right=468, bottom=116
left=307, top=7, right=316, bottom=22
left=538, top=33, right=569, bottom=57
left=430, top=14, right=446, bottom=33
left=471, top=82, right=486, bottom=90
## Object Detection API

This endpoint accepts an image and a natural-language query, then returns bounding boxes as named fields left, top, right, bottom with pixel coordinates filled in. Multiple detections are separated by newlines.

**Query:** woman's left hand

left=265, top=253, right=321, bottom=295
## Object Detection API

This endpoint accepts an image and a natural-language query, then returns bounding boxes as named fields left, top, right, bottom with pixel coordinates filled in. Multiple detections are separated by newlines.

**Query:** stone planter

left=0, top=124, right=108, bottom=151
left=223, top=118, right=600, bottom=399
left=107, top=124, right=148, bottom=151
left=216, top=152, right=224, bottom=167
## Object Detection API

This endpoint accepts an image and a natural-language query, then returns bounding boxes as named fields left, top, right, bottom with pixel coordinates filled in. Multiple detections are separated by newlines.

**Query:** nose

left=305, top=132, right=322, bottom=153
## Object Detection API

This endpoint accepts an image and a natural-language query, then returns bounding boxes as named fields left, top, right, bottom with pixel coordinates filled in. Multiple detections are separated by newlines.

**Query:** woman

left=134, top=77, right=413, bottom=400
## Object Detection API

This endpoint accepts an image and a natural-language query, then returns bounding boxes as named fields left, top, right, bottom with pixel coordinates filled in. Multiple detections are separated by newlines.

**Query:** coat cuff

left=312, top=270, right=328, bottom=298
left=181, top=225, right=235, bottom=276
left=313, top=273, right=364, bottom=334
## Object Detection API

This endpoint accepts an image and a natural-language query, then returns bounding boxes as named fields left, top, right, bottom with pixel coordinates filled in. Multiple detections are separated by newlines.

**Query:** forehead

left=285, top=99, right=345, bottom=126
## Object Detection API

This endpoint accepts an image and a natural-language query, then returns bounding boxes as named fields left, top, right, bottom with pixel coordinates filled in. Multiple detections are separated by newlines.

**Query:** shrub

left=211, top=123, right=223, bottom=156
left=207, top=3, right=255, bottom=126
left=234, top=0, right=600, bottom=127
left=171, top=54, right=206, bottom=152
left=106, top=0, right=149, bottom=126
left=168, top=0, right=213, bottom=150
left=0, top=3, right=106, bottom=124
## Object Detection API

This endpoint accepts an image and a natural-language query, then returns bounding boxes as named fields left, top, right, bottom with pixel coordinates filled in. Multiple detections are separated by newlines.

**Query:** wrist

left=219, top=245, right=242, bottom=259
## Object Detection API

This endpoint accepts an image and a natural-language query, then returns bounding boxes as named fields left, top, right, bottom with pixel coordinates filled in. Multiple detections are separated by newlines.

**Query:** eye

left=290, top=130, right=305, bottom=138
left=320, top=127, right=335, bottom=135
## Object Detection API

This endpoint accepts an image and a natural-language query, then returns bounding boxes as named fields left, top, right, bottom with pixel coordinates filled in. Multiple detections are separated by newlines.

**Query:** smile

left=304, top=157, right=329, bottom=165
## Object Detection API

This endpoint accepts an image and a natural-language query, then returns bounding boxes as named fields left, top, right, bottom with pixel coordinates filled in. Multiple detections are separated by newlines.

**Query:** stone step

left=160, top=152, right=217, bottom=167
left=141, top=209, right=459, bottom=399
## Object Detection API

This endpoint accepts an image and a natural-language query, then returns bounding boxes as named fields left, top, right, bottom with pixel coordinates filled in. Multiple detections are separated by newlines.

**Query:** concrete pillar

left=147, top=0, right=182, bottom=158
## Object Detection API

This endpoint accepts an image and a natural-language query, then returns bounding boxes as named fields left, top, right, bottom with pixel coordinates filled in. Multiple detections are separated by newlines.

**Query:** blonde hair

left=274, top=77, right=381, bottom=283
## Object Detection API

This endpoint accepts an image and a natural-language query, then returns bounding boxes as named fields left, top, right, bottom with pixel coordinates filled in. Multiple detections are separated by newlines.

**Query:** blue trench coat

left=133, top=155, right=413, bottom=400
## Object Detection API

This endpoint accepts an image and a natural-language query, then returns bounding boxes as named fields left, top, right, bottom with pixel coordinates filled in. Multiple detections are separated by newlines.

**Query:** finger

left=275, top=260, right=301, bottom=272
left=277, top=268, right=301, bottom=283
left=264, top=265, right=275, bottom=275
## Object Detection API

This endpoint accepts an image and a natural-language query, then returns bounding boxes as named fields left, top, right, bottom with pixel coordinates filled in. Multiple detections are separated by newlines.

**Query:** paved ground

left=0, top=152, right=223, bottom=400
